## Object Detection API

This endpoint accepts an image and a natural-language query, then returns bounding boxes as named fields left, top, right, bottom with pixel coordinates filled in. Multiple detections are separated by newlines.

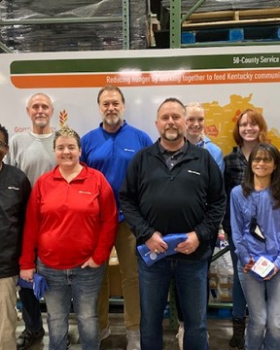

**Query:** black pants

left=19, top=288, right=43, bottom=332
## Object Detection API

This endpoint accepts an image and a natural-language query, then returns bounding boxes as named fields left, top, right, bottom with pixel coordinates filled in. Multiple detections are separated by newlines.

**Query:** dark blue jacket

left=120, top=141, right=226, bottom=261
left=0, top=163, right=31, bottom=278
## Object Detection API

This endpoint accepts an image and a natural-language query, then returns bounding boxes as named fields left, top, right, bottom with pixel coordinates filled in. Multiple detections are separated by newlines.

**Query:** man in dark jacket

left=119, top=98, right=226, bottom=350
left=0, top=124, right=31, bottom=349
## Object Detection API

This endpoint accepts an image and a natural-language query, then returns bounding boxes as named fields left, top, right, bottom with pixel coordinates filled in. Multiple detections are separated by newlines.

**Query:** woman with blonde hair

left=20, top=126, right=117, bottom=350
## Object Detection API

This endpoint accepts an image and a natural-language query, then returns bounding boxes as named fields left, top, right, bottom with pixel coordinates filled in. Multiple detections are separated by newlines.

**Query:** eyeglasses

left=252, top=157, right=273, bottom=163
left=0, top=141, right=8, bottom=149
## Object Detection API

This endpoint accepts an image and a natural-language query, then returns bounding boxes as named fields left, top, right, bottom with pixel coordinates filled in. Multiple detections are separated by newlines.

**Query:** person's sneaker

left=17, top=328, right=45, bottom=350
left=229, top=318, right=245, bottom=350
left=99, top=325, right=111, bottom=341
left=176, top=324, right=184, bottom=350
left=66, top=335, right=71, bottom=349
left=126, top=330, right=140, bottom=350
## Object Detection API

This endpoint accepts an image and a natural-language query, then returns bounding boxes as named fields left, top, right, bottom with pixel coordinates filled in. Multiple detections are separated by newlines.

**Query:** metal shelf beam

left=0, top=17, right=122, bottom=26
left=122, top=0, right=130, bottom=49
left=0, top=41, right=13, bottom=53
left=170, top=0, right=181, bottom=48
left=170, top=0, right=207, bottom=48
left=181, top=41, right=280, bottom=48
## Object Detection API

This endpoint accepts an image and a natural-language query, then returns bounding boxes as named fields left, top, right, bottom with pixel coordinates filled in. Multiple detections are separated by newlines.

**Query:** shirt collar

left=158, top=138, right=188, bottom=155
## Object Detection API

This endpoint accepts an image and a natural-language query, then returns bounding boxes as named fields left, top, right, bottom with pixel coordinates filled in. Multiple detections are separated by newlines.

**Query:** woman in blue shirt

left=231, top=143, right=280, bottom=350
left=224, top=109, right=268, bottom=349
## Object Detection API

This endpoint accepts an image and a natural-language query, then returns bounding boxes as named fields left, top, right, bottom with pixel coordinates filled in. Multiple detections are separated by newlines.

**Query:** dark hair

left=97, top=85, right=125, bottom=104
left=233, top=109, right=268, bottom=146
left=0, top=123, right=9, bottom=145
left=242, top=143, right=280, bottom=208
left=53, top=126, right=81, bottom=149
left=157, top=97, right=186, bottom=115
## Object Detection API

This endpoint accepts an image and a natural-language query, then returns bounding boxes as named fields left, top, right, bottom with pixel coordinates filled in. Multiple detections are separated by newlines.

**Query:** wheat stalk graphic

left=59, top=110, right=68, bottom=127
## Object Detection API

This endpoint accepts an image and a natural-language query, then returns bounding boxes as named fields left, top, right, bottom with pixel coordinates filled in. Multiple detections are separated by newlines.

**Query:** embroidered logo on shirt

left=187, top=170, right=201, bottom=175
left=8, top=186, right=20, bottom=190
left=124, top=148, right=136, bottom=152
left=79, top=191, right=92, bottom=195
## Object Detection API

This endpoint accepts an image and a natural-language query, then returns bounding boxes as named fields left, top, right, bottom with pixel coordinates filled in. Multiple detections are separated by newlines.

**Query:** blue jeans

left=138, top=257, right=208, bottom=350
left=37, top=259, right=105, bottom=350
left=238, top=263, right=280, bottom=350
left=228, top=235, right=247, bottom=319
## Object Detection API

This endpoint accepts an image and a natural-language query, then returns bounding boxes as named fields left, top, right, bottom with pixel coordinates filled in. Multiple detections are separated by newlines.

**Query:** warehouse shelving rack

left=0, top=0, right=130, bottom=53
left=169, top=0, right=280, bottom=48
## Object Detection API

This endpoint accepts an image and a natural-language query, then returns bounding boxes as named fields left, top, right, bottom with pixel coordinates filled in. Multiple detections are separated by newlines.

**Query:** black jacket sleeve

left=119, top=151, right=155, bottom=242
left=194, top=154, right=226, bottom=244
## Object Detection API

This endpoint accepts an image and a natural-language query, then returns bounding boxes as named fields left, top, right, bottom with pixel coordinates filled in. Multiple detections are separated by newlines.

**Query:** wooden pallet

left=181, top=24, right=280, bottom=44
left=207, top=305, right=232, bottom=319
left=182, top=8, right=280, bottom=29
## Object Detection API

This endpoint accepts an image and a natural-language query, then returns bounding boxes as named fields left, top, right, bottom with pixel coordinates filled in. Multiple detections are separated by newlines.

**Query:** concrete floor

left=16, top=312, right=234, bottom=350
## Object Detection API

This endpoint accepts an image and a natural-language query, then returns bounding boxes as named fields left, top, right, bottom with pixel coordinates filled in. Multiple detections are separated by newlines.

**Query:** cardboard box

left=217, top=283, right=233, bottom=302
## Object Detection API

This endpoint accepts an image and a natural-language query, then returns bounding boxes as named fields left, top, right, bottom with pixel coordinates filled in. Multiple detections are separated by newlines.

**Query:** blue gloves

left=18, top=273, right=49, bottom=300
left=137, top=233, right=188, bottom=266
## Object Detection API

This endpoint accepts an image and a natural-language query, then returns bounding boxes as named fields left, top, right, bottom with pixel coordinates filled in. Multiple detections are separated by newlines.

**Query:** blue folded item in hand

left=137, top=233, right=188, bottom=266
left=18, top=273, right=49, bottom=300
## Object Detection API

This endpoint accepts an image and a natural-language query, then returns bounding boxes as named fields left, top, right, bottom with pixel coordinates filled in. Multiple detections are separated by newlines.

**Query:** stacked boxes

left=209, top=247, right=233, bottom=303
left=216, top=265, right=233, bottom=302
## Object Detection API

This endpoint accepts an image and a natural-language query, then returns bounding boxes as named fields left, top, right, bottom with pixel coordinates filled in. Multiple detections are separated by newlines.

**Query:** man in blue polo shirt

left=81, top=85, right=152, bottom=350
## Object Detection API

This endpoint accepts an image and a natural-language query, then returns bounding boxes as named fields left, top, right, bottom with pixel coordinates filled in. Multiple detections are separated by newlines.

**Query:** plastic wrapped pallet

left=162, top=0, right=280, bottom=13
left=209, top=245, right=233, bottom=302
left=0, top=0, right=147, bottom=52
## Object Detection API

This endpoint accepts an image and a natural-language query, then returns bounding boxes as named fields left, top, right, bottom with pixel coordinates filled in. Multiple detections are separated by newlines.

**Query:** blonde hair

left=185, top=102, right=205, bottom=142
left=53, top=126, right=81, bottom=149
left=185, top=102, right=204, bottom=110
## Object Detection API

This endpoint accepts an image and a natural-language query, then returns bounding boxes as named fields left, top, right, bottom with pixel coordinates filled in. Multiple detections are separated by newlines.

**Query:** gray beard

left=104, top=116, right=122, bottom=127
left=162, top=131, right=181, bottom=142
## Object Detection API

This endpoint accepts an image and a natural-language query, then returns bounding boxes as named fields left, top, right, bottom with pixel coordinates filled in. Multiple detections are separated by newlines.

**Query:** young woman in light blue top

left=175, top=102, right=225, bottom=350
left=185, top=102, right=224, bottom=172
left=231, top=143, right=280, bottom=350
